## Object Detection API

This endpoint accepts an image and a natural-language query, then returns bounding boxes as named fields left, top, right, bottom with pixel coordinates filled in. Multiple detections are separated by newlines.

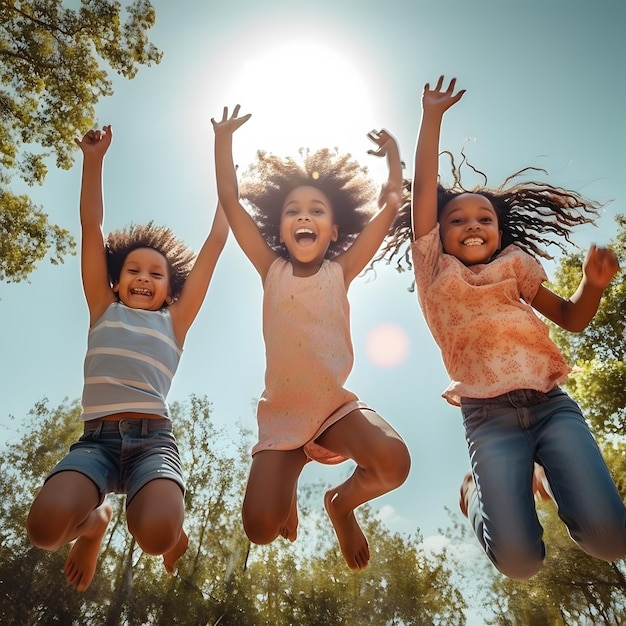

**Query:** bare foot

left=324, top=490, right=369, bottom=570
left=163, top=528, right=189, bottom=574
left=64, top=502, right=113, bottom=592
left=459, top=472, right=475, bottom=518
left=533, top=463, right=553, bottom=502
left=279, top=498, right=298, bottom=542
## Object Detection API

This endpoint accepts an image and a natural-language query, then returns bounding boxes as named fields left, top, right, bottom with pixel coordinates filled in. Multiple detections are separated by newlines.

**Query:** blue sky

left=2, top=0, right=625, bottom=614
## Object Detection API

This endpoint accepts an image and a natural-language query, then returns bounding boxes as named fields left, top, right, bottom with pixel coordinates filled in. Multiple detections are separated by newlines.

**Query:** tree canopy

left=0, top=0, right=162, bottom=282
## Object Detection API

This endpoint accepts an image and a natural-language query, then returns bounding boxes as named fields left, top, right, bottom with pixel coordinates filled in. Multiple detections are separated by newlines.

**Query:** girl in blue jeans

left=382, top=76, right=626, bottom=579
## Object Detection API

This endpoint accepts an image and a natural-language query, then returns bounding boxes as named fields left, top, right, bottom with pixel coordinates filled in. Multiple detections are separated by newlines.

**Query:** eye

left=151, top=272, right=164, bottom=279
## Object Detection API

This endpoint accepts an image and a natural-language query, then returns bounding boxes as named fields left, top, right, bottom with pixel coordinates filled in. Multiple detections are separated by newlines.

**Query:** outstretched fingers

left=422, top=75, right=465, bottom=114
left=211, top=104, right=252, bottom=132
left=366, top=128, right=394, bottom=157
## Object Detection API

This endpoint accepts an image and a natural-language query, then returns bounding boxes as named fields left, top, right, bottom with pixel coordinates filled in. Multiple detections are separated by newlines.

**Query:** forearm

left=214, top=133, right=240, bottom=210
left=562, top=279, right=605, bottom=332
left=207, top=203, right=229, bottom=250
left=79, top=156, right=105, bottom=229
left=412, top=110, right=444, bottom=237
left=386, top=144, right=403, bottom=192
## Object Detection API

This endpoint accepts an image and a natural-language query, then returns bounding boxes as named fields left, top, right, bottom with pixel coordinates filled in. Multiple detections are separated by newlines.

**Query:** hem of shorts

left=251, top=400, right=373, bottom=464
left=126, top=475, right=186, bottom=508
left=45, top=467, right=106, bottom=506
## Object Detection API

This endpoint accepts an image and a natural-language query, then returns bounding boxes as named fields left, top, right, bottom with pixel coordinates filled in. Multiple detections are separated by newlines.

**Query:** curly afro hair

left=240, top=147, right=378, bottom=258
left=106, top=222, right=196, bottom=302
left=373, top=150, right=601, bottom=274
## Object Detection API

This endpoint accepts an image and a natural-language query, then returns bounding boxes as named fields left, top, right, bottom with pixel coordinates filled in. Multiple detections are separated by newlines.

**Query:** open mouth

left=131, top=288, right=152, bottom=296
left=463, top=237, right=484, bottom=247
left=294, top=227, right=317, bottom=244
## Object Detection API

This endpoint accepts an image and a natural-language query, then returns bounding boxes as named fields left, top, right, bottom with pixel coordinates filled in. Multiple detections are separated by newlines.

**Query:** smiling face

left=112, top=247, right=171, bottom=310
left=439, top=193, right=502, bottom=266
left=279, top=186, right=338, bottom=274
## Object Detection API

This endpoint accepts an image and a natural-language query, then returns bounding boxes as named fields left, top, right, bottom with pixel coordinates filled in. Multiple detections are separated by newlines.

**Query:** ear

left=331, top=224, right=339, bottom=242
left=112, top=282, right=120, bottom=294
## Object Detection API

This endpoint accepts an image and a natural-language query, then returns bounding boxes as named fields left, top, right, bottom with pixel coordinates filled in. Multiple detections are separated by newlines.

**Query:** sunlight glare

left=365, top=323, right=410, bottom=369
left=219, top=38, right=380, bottom=162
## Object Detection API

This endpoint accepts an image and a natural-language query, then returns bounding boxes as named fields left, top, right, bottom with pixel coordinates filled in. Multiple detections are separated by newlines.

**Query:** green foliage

left=0, top=188, right=75, bottom=282
left=547, top=214, right=626, bottom=437
left=484, top=497, right=626, bottom=626
left=0, top=395, right=467, bottom=625
left=0, top=1, right=162, bottom=282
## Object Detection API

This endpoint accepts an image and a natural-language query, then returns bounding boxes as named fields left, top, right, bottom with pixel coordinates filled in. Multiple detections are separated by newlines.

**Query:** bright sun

left=216, top=38, right=383, bottom=166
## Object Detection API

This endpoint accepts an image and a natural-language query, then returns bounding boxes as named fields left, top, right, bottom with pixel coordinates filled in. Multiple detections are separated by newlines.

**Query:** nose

left=466, top=219, right=481, bottom=230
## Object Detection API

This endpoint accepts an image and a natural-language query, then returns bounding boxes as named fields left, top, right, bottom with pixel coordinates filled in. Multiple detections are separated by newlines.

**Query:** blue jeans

left=461, top=387, right=626, bottom=579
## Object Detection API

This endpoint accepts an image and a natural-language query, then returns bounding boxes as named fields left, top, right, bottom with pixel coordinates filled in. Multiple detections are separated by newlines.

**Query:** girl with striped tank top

left=212, top=105, right=411, bottom=570
left=27, top=125, right=229, bottom=591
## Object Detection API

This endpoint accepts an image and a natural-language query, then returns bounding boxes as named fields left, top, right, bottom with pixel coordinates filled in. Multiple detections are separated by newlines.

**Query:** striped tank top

left=81, top=302, right=182, bottom=421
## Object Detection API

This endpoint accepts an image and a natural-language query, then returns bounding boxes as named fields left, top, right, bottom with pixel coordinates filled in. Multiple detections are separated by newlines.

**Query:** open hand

left=366, top=129, right=397, bottom=158
left=583, top=244, right=620, bottom=289
left=211, top=105, right=251, bottom=135
left=422, top=76, right=465, bottom=116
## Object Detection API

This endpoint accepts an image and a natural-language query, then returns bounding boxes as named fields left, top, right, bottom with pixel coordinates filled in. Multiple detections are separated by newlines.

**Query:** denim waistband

left=83, top=417, right=172, bottom=436
left=461, top=387, right=560, bottom=409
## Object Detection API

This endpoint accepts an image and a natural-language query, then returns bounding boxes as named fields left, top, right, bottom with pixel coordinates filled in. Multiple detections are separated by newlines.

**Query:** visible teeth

left=132, top=288, right=152, bottom=295
left=464, top=238, right=484, bottom=246
left=295, top=228, right=314, bottom=235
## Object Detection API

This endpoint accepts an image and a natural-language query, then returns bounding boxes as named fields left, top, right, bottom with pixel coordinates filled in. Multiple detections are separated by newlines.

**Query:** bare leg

left=242, top=448, right=308, bottom=545
left=163, top=528, right=189, bottom=574
left=64, top=502, right=113, bottom=591
left=459, top=472, right=476, bottom=517
left=315, top=409, right=410, bottom=570
left=27, top=471, right=111, bottom=592
left=532, top=462, right=554, bottom=502
left=279, top=482, right=299, bottom=542
left=126, top=479, right=186, bottom=572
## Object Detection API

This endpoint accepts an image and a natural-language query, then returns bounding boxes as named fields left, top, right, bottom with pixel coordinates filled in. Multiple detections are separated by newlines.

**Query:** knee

left=26, top=513, right=56, bottom=550
left=242, top=507, right=280, bottom=545
left=129, top=517, right=181, bottom=556
left=490, top=543, right=545, bottom=580
left=26, top=504, right=70, bottom=550
left=577, top=525, right=626, bottom=563
left=374, top=438, right=411, bottom=489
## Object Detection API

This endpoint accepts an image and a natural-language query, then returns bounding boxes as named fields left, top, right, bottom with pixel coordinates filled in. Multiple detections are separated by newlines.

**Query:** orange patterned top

left=412, top=225, right=570, bottom=406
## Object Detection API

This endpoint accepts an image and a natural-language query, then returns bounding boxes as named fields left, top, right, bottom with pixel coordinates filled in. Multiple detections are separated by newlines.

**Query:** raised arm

left=169, top=202, right=229, bottom=345
left=338, top=129, right=403, bottom=286
left=412, top=76, right=465, bottom=240
left=211, top=105, right=276, bottom=280
left=75, top=125, right=116, bottom=324
left=532, top=244, right=620, bottom=332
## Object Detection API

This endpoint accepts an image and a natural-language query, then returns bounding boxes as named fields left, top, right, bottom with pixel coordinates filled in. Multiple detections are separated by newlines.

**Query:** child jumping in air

left=26, top=125, right=229, bottom=591
left=211, top=105, right=410, bottom=570
left=389, top=76, right=625, bottom=580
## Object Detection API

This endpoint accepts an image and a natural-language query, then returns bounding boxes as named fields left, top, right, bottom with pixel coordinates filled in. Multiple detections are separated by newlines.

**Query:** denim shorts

left=46, top=417, right=185, bottom=506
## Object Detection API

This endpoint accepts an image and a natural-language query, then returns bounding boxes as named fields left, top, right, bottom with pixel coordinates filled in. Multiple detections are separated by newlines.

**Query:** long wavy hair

left=240, top=147, right=378, bottom=258
left=373, top=149, right=602, bottom=273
